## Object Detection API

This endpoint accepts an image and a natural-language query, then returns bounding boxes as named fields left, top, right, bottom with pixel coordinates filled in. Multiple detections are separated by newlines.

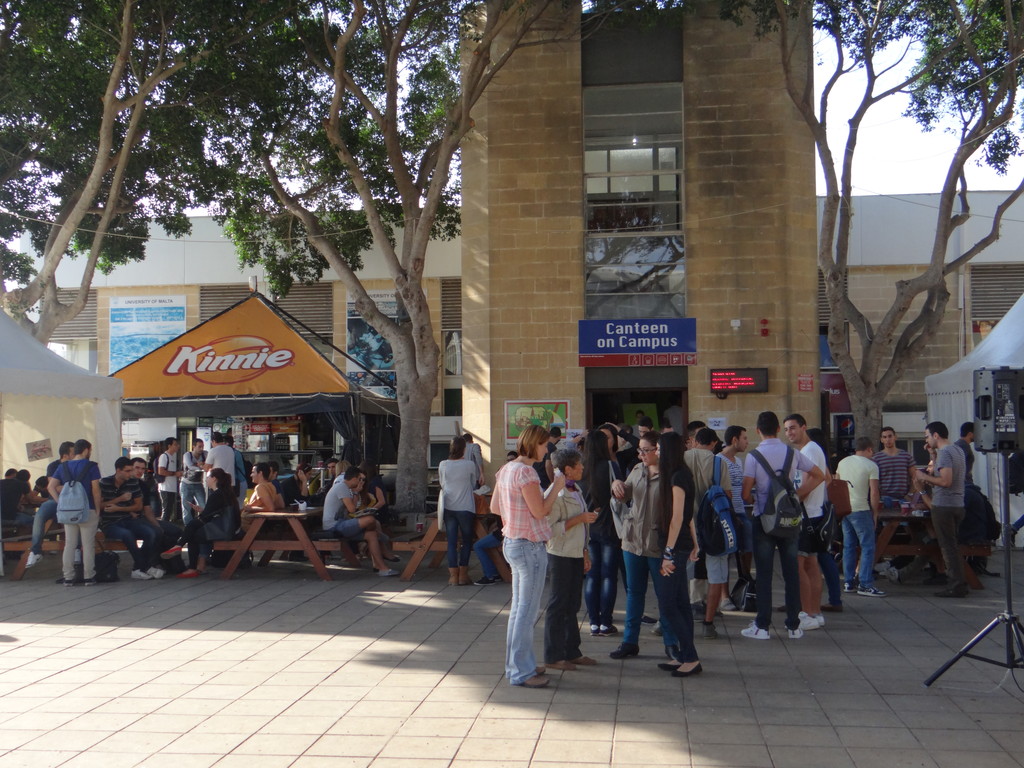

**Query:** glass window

left=584, top=82, right=683, bottom=319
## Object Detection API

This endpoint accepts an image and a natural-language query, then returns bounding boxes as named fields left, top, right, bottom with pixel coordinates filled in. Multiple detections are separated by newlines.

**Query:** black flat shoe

left=608, top=643, right=639, bottom=659
left=657, top=662, right=681, bottom=672
left=671, top=662, right=703, bottom=678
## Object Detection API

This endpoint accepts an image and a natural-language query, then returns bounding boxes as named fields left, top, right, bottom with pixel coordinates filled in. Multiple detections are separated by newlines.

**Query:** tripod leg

left=924, top=616, right=1004, bottom=687
left=1011, top=619, right=1024, bottom=669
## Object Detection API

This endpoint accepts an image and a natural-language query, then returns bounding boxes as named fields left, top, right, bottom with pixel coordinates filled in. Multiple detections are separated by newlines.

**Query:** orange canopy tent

left=112, top=293, right=359, bottom=418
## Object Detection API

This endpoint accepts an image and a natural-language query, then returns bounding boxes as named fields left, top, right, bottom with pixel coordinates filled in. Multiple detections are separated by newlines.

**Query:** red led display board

left=710, top=368, right=769, bottom=393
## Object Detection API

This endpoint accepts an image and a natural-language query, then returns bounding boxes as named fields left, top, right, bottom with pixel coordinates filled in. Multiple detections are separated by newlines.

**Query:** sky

left=813, top=35, right=1024, bottom=197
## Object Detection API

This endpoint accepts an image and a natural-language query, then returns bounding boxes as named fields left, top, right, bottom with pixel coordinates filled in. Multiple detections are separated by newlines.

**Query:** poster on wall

left=109, top=295, right=186, bottom=373
left=504, top=400, right=570, bottom=449
left=346, top=289, right=399, bottom=398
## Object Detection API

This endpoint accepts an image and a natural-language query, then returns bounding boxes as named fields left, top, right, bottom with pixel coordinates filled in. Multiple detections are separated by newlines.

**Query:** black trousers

left=544, top=553, right=585, bottom=663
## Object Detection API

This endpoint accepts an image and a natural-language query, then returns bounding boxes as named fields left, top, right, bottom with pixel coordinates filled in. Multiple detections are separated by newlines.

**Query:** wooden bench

left=211, top=536, right=361, bottom=568
left=391, top=514, right=510, bottom=582
left=875, top=515, right=993, bottom=589
left=3, top=523, right=128, bottom=581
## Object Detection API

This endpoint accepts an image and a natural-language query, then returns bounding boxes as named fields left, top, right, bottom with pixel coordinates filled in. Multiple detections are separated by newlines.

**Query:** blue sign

left=578, top=318, right=697, bottom=367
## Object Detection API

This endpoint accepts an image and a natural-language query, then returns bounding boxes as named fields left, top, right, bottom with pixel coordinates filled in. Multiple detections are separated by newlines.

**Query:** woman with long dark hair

left=581, top=424, right=623, bottom=637
left=608, top=431, right=680, bottom=659
left=161, top=467, right=239, bottom=578
left=807, top=427, right=843, bottom=614
left=655, top=432, right=702, bottom=677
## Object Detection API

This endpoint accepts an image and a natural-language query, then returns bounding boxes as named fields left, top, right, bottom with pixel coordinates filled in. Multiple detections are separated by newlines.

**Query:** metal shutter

left=50, top=289, right=97, bottom=341
left=441, top=278, right=461, bottom=331
left=970, top=264, right=1024, bottom=321
left=200, top=283, right=333, bottom=341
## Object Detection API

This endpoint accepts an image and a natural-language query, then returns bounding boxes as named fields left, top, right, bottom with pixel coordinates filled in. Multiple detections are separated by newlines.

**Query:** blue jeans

left=585, top=537, right=621, bottom=628
left=657, top=552, right=699, bottom=664
left=179, top=481, right=206, bottom=526
left=817, top=549, right=843, bottom=607
left=622, top=550, right=677, bottom=647
left=444, top=509, right=474, bottom=568
left=735, top=510, right=754, bottom=553
left=503, top=538, right=547, bottom=685
left=474, top=533, right=501, bottom=579
left=753, top=521, right=801, bottom=631
left=103, top=517, right=159, bottom=572
left=842, top=510, right=876, bottom=589
left=30, top=500, right=58, bottom=555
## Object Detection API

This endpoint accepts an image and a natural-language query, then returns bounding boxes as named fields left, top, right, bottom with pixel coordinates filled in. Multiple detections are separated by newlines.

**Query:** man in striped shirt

left=873, top=427, right=916, bottom=508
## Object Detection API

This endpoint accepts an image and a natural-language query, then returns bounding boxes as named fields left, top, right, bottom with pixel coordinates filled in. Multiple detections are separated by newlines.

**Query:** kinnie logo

left=164, top=335, right=295, bottom=385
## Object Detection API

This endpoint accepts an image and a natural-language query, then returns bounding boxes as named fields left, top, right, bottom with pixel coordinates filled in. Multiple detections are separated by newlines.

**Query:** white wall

left=26, top=217, right=462, bottom=287
left=819, top=191, right=1024, bottom=267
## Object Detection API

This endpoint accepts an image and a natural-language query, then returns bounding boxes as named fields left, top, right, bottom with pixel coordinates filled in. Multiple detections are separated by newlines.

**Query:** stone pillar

left=462, top=11, right=586, bottom=478
left=683, top=4, right=820, bottom=432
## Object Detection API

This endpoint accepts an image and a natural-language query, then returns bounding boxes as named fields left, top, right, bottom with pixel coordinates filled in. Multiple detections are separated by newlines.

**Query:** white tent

left=0, top=312, right=122, bottom=477
left=926, top=291, right=1024, bottom=501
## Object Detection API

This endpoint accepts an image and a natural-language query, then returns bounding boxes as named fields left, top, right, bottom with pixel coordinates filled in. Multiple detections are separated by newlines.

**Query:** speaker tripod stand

left=924, top=452, right=1024, bottom=687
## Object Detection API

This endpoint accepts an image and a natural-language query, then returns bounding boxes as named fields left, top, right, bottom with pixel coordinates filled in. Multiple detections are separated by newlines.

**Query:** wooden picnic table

left=391, top=493, right=510, bottom=582
left=873, top=511, right=991, bottom=590
left=213, top=507, right=359, bottom=581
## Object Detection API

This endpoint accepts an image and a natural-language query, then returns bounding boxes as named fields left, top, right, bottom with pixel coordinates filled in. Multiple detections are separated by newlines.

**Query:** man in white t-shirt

left=157, top=437, right=184, bottom=523
left=836, top=436, right=883, bottom=597
left=204, top=432, right=236, bottom=485
left=784, top=415, right=830, bottom=630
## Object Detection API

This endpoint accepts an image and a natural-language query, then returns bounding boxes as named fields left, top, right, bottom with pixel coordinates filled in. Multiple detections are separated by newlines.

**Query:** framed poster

left=109, top=295, right=186, bottom=372
left=504, top=400, right=570, bottom=449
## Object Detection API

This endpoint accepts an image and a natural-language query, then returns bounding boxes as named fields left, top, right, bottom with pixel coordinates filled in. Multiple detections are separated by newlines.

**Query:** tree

left=0, top=0, right=288, bottom=341
left=726, top=0, right=1024, bottom=439
left=218, top=0, right=580, bottom=513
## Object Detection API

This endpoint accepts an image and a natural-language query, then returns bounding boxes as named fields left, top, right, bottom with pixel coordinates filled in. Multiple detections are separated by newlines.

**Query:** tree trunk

left=388, top=330, right=439, bottom=517
left=850, top=390, right=884, bottom=448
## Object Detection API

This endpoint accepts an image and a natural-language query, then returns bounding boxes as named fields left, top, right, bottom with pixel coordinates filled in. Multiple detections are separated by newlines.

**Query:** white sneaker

left=788, top=628, right=805, bottom=639
left=798, top=611, right=825, bottom=629
left=26, top=552, right=43, bottom=568
left=720, top=597, right=740, bottom=612
left=885, top=565, right=901, bottom=583
left=740, top=622, right=770, bottom=640
left=377, top=569, right=398, bottom=577
left=131, top=569, right=153, bottom=580
left=798, top=613, right=821, bottom=631
left=147, top=567, right=166, bottom=580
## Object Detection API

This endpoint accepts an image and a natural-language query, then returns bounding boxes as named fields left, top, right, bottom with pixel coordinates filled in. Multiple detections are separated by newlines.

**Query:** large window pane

left=586, top=235, right=684, bottom=266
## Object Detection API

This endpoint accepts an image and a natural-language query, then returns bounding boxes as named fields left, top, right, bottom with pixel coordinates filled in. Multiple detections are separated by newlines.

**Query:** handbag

left=607, top=462, right=630, bottom=538
left=730, top=560, right=757, bottom=612
left=799, top=502, right=836, bottom=553
left=827, top=478, right=852, bottom=519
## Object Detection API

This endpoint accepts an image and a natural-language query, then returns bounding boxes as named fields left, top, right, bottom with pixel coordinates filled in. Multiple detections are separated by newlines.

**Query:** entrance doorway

left=588, top=388, right=686, bottom=431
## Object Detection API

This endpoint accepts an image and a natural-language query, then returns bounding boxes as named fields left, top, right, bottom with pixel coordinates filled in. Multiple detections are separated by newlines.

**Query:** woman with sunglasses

left=607, top=432, right=680, bottom=659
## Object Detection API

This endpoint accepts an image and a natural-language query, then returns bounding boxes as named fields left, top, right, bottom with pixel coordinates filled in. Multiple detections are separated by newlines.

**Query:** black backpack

left=1009, top=451, right=1024, bottom=495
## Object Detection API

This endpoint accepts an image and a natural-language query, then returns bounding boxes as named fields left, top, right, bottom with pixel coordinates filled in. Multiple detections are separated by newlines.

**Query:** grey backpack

left=56, top=461, right=93, bottom=525
left=750, top=448, right=803, bottom=538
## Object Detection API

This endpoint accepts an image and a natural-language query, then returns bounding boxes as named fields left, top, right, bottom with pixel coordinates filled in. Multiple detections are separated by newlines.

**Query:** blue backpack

left=696, top=455, right=739, bottom=556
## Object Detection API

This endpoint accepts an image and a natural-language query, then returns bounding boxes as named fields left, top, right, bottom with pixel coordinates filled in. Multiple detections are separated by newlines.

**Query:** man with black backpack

left=741, top=412, right=825, bottom=640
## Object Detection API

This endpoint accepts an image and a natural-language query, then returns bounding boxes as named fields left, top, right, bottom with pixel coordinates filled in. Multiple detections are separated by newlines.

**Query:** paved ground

left=2, top=551, right=1024, bottom=768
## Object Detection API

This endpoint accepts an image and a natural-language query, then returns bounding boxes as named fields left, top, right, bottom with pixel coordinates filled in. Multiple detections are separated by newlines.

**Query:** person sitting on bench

left=322, top=466, right=399, bottom=576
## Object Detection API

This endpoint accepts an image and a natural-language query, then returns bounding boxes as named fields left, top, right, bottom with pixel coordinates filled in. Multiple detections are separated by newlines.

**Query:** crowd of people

left=4, top=432, right=398, bottom=583
left=465, top=411, right=999, bottom=689
left=5, top=410, right=1005, bottom=682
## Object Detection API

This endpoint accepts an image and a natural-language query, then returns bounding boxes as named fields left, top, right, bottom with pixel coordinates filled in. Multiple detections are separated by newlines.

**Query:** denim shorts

left=705, top=553, right=729, bottom=584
